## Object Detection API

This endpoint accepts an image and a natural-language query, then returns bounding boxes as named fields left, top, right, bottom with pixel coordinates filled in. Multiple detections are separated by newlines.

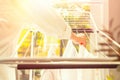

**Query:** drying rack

left=3, top=27, right=119, bottom=70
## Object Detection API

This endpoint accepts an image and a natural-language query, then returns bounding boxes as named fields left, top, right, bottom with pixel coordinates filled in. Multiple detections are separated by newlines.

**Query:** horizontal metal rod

left=17, top=63, right=118, bottom=69
left=0, top=57, right=119, bottom=64
left=72, top=28, right=95, bottom=33
left=1, top=57, right=120, bottom=69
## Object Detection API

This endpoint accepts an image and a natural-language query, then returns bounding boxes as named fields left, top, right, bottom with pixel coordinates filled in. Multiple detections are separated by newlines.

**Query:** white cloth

left=0, top=19, right=21, bottom=80
left=62, top=40, right=78, bottom=58
left=41, top=69, right=61, bottom=80
left=0, top=65, right=16, bottom=80
left=61, top=40, right=78, bottom=80
left=47, top=46, right=58, bottom=58
left=78, top=45, right=96, bottom=58
left=0, top=0, right=72, bottom=57
left=78, top=45, right=99, bottom=80
left=16, top=0, right=72, bottom=39
left=41, top=46, right=61, bottom=80
left=0, top=0, right=71, bottom=80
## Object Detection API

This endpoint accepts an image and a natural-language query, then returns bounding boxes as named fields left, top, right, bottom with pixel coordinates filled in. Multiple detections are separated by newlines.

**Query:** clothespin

left=77, top=33, right=87, bottom=47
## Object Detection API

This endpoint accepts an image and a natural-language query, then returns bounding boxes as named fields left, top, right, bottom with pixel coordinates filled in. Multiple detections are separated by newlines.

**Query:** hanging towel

left=62, top=40, right=78, bottom=58
left=40, top=70, right=54, bottom=80
left=61, top=40, right=78, bottom=80
left=78, top=45, right=96, bottom=58
left=47, top=45, right=57, bottom=58
left=78, top=45, right=99, bottom=80
left=41, top=45, right=61, bottom=80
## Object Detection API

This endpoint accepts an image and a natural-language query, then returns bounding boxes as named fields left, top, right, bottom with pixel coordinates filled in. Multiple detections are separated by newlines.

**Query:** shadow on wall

left=103, top=18, right=120, bottom=44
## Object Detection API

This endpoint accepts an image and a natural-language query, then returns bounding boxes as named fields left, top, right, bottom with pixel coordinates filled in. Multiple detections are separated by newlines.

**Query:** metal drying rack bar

left=0, top=57, right=120, bottom=69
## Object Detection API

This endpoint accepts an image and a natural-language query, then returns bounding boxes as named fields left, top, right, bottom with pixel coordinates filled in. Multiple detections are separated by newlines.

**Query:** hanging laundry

left=41, top=45, right=61, bottom=80
left=61, top=40, right=79, bottom=80
left=40, top=69, right=61, bottom=80
left=47, top=45, right=58, bottom=58
left=40, top=70, right=55, bottom=80
left=78, top=45, right=100, bottom=80
left=62, top=40, right=78, bottom=58
left=78, top=45, right=96, bottom=58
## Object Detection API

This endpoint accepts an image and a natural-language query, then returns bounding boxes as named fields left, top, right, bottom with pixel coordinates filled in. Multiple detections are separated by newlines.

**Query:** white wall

left=109, top=0, right=120, bottom=80
left=109, top=0, right=120, bottom=43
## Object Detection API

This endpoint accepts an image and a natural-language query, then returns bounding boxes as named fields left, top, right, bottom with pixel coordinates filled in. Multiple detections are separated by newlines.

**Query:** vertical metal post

left=29, top=31, right=35, bottom=80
